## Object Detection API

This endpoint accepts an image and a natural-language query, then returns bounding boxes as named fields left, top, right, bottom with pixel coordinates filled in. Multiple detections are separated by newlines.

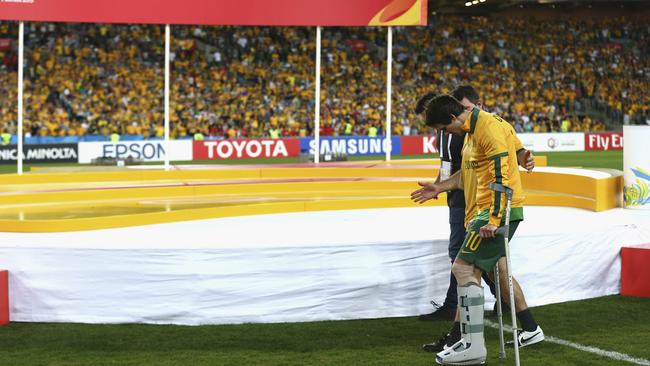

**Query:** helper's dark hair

left=451, top=84, right=480, bottom=105
left=424, top=94, right=465, bottom=127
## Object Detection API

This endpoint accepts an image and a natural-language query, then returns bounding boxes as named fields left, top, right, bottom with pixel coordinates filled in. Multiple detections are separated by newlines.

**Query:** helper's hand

left=524, top=150, right=534, bottom=172
left=518, top=150, right=535, bottom=173
left=410, top=182, right=442, bottom=204
left=479, top=223, right=498, bottom=238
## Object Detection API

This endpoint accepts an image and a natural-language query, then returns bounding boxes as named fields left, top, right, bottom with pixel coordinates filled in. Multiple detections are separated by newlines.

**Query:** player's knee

left=452, top=261, right=476, bottom=285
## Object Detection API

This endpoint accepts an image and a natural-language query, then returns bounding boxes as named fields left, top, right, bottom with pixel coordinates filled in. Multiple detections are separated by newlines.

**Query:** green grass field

left=538, top=150, right=623, bottom=170
left=0, top=296, right=648, bottom=365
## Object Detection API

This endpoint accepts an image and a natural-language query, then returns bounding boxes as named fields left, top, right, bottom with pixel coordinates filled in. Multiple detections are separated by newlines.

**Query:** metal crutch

left=494, top=263, right=506, bottom=359
left=489, top=182, right=520, bottom=366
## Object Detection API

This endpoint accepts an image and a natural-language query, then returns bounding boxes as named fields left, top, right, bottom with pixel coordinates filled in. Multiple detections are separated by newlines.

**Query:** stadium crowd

left=0, top=14, right=648, bottom=139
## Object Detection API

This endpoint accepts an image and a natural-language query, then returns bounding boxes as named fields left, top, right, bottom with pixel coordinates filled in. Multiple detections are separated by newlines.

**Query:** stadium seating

left=0, top=13, right=647, bottom=139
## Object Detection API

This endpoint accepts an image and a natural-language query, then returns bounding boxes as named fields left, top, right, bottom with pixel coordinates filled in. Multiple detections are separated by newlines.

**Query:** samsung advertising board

left=301, top=136, right=401, bottom=156
left=78, top=140, right=193, bottom=163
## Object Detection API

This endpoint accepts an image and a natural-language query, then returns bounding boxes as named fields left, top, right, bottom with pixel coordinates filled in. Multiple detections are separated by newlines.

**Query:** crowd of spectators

left=392, top=16, right=648, bottom=135
left=0, top=13, right=647, bottom=139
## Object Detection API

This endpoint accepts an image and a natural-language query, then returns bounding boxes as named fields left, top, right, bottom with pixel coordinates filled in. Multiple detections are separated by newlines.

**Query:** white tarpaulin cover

left=0, top=206, right=648, bottom=325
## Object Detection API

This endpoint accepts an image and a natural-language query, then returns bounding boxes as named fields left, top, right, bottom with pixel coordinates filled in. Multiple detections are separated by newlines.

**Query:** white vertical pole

left=314, top=26, right=321, bottom=164
left=164, top=24, right=170, bottom=171
left=17, top=21, right=24, bottom=175
left=385, top=26, right=392, bottom=162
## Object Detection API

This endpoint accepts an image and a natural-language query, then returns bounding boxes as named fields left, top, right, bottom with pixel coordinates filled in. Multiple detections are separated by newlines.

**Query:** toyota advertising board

left=193, top=138, right=300, bottom=160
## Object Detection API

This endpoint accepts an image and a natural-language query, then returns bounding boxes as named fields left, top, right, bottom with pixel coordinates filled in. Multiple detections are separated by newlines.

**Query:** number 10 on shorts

left=466, top=231, right=482, bottom=251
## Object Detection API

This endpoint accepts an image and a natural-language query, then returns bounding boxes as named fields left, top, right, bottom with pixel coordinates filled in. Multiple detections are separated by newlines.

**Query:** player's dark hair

left=451, top=84, right=480, bottom=104
left=424, top=95, right=464, bottom=127
left=415, top=91, right=437, bottom=115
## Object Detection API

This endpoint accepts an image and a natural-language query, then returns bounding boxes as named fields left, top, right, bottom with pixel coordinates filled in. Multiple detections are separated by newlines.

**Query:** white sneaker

left=508, top=325, right=545, bottom=348
left=435, top=339, right=486, bottom=365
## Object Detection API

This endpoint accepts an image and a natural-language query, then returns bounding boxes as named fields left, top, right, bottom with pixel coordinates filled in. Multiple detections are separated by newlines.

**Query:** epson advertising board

left=78, top=140, right=193, bottom=163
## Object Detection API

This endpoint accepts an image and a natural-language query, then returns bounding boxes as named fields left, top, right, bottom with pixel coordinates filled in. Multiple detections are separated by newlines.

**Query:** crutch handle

left=489, top=182, right=513, bottom=199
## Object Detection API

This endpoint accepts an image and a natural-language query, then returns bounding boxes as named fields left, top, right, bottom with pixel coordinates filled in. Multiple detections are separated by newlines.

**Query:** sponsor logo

left=422, top=136, right=437, bottom=153
left=624, top=167, right=650, bottom=207
left=78, top=140, right=192, bottom=163
left=102, top=142, right=165, bottom=160
left=0, top=144, right=78, bottom=164
left=586, top=132, right=623, bottom=151
left=518, top=133, right=584, bottom=152
left=309, top=138, right=391, bottom=155
left=26, top=147, right=77, bottom=160
left=400, top=135, right=438, bottom=155
left=195, top=139, right=299, bottom=160
left=547, top=137, right=558, bottom=149
left=519, top=331, right=542, bottom=345
left=205, top=140, right=288, bottom=159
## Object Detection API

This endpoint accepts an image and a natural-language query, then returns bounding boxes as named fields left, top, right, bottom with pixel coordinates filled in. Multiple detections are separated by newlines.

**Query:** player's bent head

left=425, top=94, right=464, bottom=128
left=415, top=91, right=437, bottom=115
left=451, top=84, right=480, bottom=106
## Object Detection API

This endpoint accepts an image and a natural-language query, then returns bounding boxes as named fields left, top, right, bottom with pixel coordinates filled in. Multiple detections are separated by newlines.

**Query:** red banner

left=400, top=136, right=438, bottom=155
left=585, top=132, right=623, bottom=151
left=0, top=0, right=426, bottom=26
left=193, top=139, right=300, bottom=160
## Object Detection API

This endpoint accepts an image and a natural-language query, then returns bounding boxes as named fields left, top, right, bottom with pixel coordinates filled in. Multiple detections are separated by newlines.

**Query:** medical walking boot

left=436, top=282, right=486, bottom=365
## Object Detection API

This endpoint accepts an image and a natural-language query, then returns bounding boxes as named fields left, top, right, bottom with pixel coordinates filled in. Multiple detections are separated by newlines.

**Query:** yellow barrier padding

left=0, top=160, right=618, bottom=232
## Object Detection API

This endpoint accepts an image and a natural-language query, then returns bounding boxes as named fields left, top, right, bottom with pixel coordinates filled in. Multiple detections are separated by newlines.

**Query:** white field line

left=484, top=319, right=650, bottom=366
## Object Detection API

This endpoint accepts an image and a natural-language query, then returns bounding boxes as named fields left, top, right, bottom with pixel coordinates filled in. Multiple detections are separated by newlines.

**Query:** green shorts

left=455, top=219, right=521, bottom=273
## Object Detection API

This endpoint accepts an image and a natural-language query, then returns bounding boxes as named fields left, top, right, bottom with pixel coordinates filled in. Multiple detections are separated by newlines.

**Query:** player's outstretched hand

left=410, top=182, right=441, bottom=204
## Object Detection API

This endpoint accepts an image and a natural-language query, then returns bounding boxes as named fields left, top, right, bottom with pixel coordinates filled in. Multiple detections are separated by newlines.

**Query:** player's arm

left=510, top=126, right=534, bottom=172
left=411, top=171, right=462, bottom=204
left=477, top=124, right=511, bottom=237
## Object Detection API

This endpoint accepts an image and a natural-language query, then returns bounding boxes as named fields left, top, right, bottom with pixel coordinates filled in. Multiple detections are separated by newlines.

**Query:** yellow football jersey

left=460, top=134, right=478, bottom=228
left=461, top=108, right=525, bottom=227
